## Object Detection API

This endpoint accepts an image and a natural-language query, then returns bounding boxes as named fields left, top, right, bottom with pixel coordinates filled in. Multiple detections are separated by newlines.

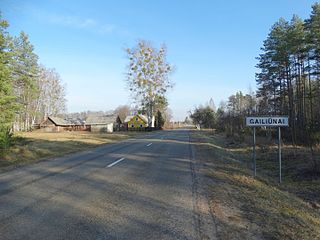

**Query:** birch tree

left=35, top=66, right=67, bottom=122
left=125, top=40, right=174, bottom=127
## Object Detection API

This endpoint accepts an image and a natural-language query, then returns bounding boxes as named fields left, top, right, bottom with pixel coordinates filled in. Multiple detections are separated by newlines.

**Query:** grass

left=0, top=131, right=142, bottom=170
left=191, top=130, right=320, bottom=239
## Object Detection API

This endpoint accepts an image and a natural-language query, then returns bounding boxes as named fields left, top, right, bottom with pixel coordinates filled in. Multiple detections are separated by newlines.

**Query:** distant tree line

left=189, top=93, right=255, bottom=133
left=255, top=3, right=320, bottom=147
left=190, top=3, right=320, bottom=171
left=191, top=3, right=320, bottom=144
left=190, top=105, right=216, bottom=129
left=208, top=92, right=253, bottom=140
left=0, top=14, right=66, bottom=150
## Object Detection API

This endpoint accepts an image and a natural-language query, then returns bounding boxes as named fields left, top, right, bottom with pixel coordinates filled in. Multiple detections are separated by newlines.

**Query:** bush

left=311, top=131, right=320, bottom=145
left=0, top=127, right=13, bottom=151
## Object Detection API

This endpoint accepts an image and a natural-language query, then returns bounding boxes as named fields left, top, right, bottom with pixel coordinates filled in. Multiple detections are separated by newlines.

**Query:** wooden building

left=39, top=117, right=89, bottom=132
left=124, top=114, right=155, bottom=130
left=85, top=114, right=121, bottom=133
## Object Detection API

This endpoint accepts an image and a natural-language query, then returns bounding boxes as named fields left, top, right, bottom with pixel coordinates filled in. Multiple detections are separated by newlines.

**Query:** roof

left=124, top=114, right=148, bottom=123
left=85, top=114, right=117, bottom=125
left=139, top=115, right=148, bottom=123
left=117, top=115, right=126, bottom=123
left=48, top=117, right=72, bottom=126
left=67, top=118, right=85, bottom=125
left=124, top=115, right=133, bottom=123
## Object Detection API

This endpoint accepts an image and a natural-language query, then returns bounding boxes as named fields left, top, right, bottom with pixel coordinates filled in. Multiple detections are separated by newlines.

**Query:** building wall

left=39, top=125, right=90, bottom=132
left=128, top=116, right=148, bottom=129
left=90, top=123, right=114, bottom=133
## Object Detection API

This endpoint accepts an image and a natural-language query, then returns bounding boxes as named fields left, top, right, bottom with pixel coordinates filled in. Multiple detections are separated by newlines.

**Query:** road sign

left=246, top=116, right=289, bottom=127
left=245, top=116, right=289, bottom=183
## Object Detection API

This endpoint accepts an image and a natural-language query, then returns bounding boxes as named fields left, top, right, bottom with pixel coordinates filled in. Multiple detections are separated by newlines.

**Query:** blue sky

left=1, top=0, right=318, bottom=120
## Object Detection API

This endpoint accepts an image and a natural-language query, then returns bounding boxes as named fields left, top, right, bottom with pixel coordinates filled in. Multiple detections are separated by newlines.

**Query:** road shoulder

left=190, top=130, right=320, bottom=239
left=189, top=132, right=218, bottom=240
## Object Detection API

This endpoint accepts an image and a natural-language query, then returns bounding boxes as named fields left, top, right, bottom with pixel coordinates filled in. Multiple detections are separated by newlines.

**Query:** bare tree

left=164, top=108, right=173, bottom=128
left=208, top=98, right=216, bottom=112
left=34, top=66, right=67, bottom=123
left=113, top=105, right=130, bottom=122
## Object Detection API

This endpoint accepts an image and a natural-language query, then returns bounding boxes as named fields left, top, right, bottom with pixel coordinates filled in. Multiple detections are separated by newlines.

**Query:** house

left=124, top=114, right=155, bottom=130
left=39, top=117, right=89, bottom=132
left=85, top=114, right=121, bottom=133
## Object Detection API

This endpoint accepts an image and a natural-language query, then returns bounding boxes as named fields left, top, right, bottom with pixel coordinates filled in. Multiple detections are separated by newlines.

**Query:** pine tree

left=0, top=15, right=16, bottom=149
left=306, top=3, right=320, bottom=132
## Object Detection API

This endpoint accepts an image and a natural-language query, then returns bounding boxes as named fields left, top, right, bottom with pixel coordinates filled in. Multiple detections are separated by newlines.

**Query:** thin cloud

left=98, top=24, right=116, bottom=34
left=50, top=14, right=120, bottom=35
left=56, top=16, right=129, bottom=37
left=24, top=4, right=131, bottom=37
left=32, top=8, right=119, bottom=35
left=48, top=15, right=97, bottom=29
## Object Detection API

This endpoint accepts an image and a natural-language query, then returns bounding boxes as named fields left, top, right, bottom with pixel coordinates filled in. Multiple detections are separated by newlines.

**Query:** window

left=131, top=124, right=134, bottom=128
left=140, top=124, right=143, bottom=128
left=135, top=117, right=138, bottom=121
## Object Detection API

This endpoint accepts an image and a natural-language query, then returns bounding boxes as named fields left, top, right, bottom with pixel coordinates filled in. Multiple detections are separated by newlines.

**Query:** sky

left=1, top=0, right=318, bottom=120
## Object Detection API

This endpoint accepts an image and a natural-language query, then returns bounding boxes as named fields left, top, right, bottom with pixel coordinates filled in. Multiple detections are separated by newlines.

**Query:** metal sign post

left=253, top=127, right=256, bottom=176
left=278, top=127, right=282, bottom=183
left=246, top=116, right=288, bottom=183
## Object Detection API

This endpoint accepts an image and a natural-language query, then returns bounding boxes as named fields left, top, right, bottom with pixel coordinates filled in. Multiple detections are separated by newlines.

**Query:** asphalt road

left=0, top=130, right=215, bottom=240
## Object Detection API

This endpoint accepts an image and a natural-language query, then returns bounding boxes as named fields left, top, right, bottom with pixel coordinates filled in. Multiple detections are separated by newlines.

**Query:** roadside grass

left=0, top=131, right=141, bottom=170
left=191, top=130, right=320, bottom=239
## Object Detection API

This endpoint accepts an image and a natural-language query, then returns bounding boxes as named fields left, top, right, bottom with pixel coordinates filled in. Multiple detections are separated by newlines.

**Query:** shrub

left=0, top=127, right=13, bottom=151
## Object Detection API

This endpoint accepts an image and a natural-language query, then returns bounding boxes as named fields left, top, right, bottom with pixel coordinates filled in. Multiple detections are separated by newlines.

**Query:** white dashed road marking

left=107, top=158, right=125, bottom=168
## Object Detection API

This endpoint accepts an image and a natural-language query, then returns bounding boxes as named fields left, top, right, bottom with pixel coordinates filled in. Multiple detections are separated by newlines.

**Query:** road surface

left=0, top=130, right=215, bottom=240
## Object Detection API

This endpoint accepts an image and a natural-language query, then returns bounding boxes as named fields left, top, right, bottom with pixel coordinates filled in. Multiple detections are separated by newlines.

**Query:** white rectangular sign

left=246, top=116, right=289, bottom=127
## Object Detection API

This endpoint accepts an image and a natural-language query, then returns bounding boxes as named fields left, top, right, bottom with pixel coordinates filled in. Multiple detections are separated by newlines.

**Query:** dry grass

left=191, top=130, right=320, bottom=239
left=0, top=131, right=142, bottom=170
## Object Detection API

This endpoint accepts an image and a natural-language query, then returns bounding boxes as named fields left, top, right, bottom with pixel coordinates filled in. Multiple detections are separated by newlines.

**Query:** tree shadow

left=0, top=132, right=205, bottom=239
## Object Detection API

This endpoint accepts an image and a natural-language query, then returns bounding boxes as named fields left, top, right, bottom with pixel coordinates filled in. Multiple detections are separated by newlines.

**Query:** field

left=0, top=131, right=141, bottom=171
left=191, top=130, right=320, bottom=239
